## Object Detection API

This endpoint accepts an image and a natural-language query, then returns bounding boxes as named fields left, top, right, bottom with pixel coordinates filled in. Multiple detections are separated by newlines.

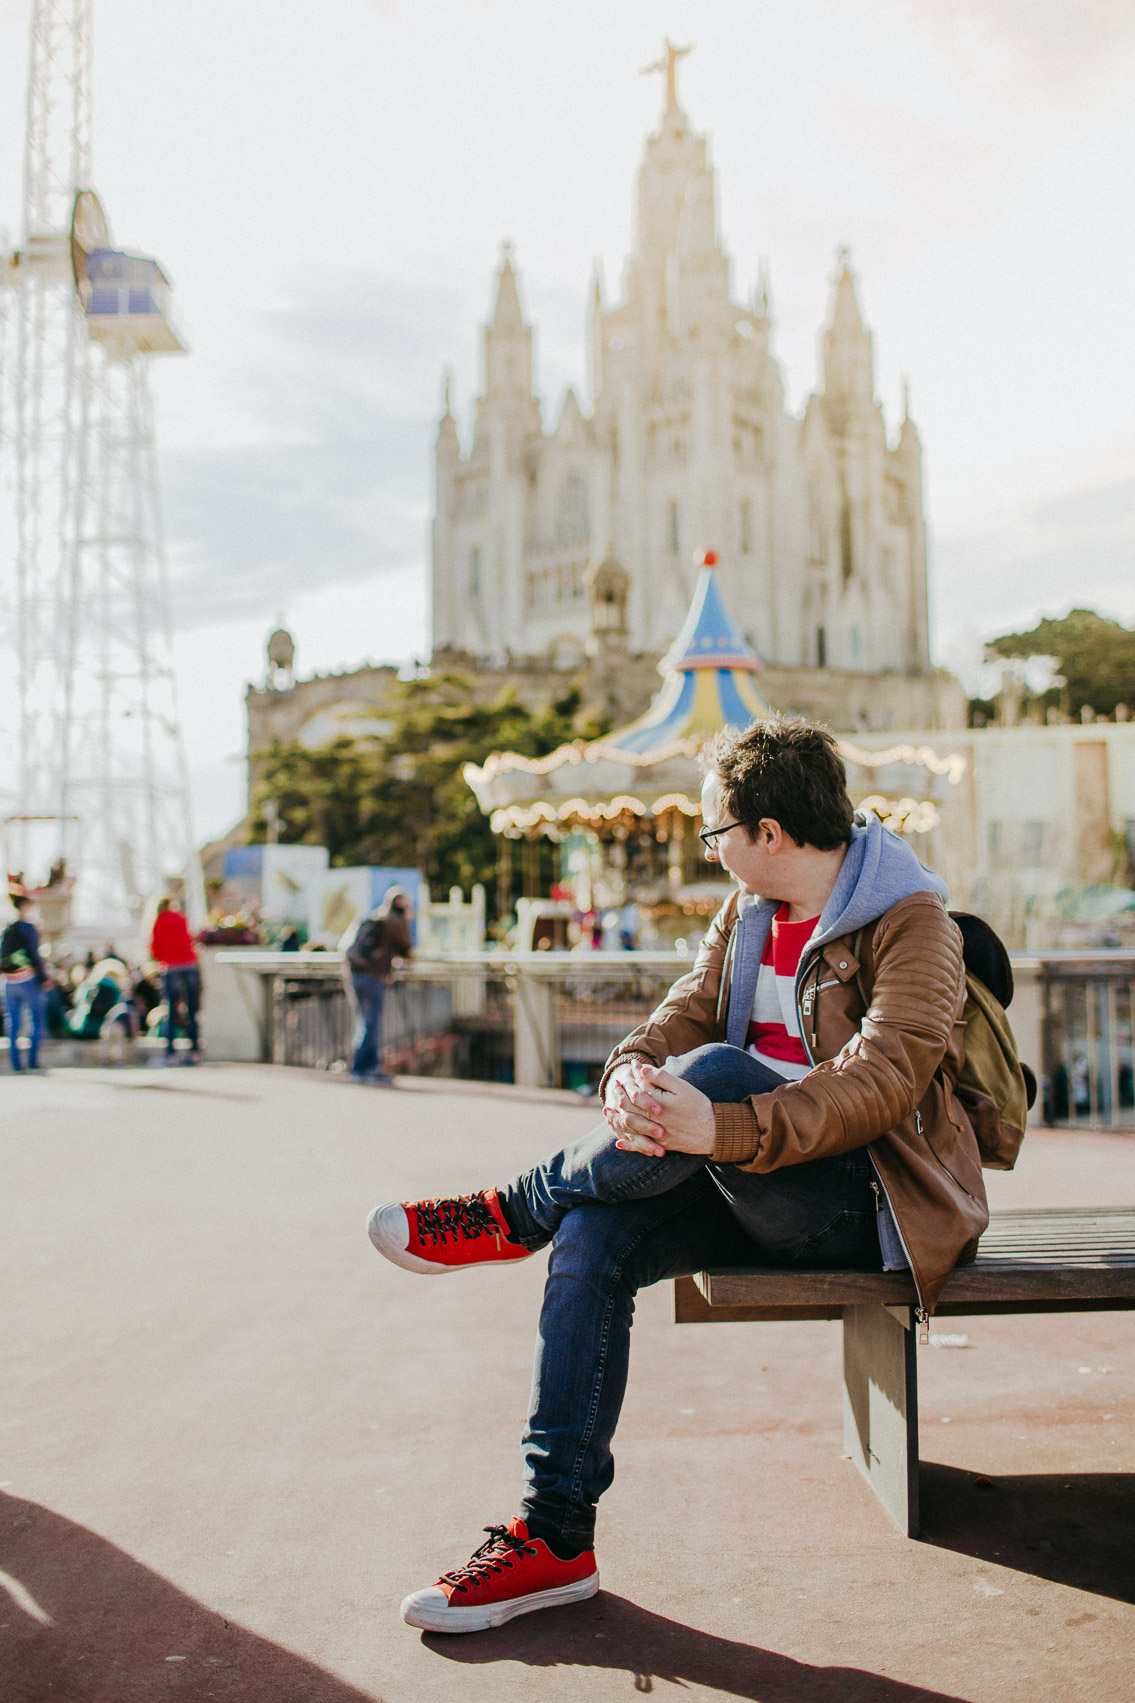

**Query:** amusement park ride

left=0, top=0, right=196, bottom=942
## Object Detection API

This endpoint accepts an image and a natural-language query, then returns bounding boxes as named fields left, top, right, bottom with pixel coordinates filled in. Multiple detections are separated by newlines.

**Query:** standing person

left=343, top=887, right=413, bottom=1084
left=1, top=894, right=48, bottom=1072
left=368, top=718, right=988, bottom=1633
left=149, top=897, right=201, bottom=1062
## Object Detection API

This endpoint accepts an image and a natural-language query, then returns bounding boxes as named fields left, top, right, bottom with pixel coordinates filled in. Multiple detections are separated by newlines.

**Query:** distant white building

left=432, top=46, right=937, bottom=701
left=829, top=719, right=1135, bottom=949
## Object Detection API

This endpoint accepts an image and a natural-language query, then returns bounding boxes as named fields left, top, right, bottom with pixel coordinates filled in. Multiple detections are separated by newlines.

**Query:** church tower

left=590, top=40, right=784, bottom=655
left=799, top=250, right=931, bottom=676
left=430, top=43, right=935, bottom=708
left=432, top=246, right=542, bottom=654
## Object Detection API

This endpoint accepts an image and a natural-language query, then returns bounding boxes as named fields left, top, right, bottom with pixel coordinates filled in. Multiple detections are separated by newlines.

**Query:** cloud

left=932, top=467, right=1135, bottom=661
left=826, top=95, right=995, bottom=232
left=161, top=269, right=463, bottom=631
left=891, top=0, right=1135, bottom=104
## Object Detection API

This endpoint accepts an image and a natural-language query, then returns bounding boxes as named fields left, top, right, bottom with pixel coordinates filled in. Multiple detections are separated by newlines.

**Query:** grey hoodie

left=723, top=812, right=950, bottom=1051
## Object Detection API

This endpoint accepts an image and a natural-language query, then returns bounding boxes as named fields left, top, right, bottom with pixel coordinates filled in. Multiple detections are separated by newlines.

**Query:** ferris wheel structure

left=0, top=0, right=196, bottom=939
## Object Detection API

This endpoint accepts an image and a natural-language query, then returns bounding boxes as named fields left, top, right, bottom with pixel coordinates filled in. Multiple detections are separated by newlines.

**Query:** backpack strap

left=713, top=888, right=744, bottom=1037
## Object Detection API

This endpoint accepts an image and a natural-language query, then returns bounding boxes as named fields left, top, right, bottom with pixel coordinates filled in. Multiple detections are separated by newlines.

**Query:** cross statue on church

left=640, top=38, right=693, bottom=117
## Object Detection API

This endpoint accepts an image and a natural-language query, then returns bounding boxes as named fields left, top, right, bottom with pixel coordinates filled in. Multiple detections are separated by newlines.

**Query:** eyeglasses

left=698, top=820, right=743, bottom=850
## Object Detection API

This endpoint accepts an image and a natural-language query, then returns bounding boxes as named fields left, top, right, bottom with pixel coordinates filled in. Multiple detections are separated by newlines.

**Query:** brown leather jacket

left=602, top=890, right=989, bottom=1315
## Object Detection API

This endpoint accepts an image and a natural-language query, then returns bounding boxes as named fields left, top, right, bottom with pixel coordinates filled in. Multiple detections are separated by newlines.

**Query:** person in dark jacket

left=2, top=894, right=48, bottom=1071
left=343, top=887, right=413, bottom=1083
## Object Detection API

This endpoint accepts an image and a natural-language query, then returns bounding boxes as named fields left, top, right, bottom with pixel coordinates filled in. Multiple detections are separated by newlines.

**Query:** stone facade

left=432, top=57, right=952, bottom=713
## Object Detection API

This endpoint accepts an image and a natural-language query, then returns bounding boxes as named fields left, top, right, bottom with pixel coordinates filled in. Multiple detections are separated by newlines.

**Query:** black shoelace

left=440, top=1526, right=537, bottom=1594
left=417, top=1191, right=499, bottom=1247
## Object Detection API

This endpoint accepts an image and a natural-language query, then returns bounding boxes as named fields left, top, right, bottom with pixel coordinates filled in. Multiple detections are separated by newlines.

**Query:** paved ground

left=1, top=1064, right=1132, bottom=1703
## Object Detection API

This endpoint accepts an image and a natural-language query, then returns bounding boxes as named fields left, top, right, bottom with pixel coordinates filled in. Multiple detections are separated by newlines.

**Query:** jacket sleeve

left=25, top=923, right=47, bottom=982
left=712, top=896, right=965, bottom=1169
left=598, top=894, right=737, bottom=1099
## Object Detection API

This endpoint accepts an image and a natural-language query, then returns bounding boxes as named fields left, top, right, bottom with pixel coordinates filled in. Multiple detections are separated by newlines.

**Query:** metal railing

left=215, top=950, right=691, bottom=1090
left=1031, top=954, right=1135, bottom=1130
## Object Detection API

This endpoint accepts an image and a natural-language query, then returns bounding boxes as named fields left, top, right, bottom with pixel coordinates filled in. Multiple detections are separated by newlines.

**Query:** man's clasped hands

left=602, top=1059, right=716, bottom=1159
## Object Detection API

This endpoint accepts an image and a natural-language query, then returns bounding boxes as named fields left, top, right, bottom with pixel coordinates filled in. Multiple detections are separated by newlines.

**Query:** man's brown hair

left=703, top=717, right=855, bottom=850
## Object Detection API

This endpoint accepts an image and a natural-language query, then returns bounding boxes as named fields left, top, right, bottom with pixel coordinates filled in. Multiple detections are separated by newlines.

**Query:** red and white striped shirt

left=746, top=907, right=820, bottom=1082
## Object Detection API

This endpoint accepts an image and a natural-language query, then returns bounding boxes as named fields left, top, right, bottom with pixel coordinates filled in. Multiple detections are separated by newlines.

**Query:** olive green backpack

left=854, top=910, right=1035, bottom=1171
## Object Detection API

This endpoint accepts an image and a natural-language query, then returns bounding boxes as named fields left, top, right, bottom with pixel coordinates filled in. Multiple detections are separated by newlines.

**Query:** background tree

left=979, top=608, right=1135, bottom=722
left=250, top=676, right=609, bottom=919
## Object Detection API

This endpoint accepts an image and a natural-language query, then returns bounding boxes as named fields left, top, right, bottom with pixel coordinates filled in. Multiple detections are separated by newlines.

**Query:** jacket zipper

left=869, top=1154, right=930, bottom=1336
left=795, top=952, right=818, bottom=1067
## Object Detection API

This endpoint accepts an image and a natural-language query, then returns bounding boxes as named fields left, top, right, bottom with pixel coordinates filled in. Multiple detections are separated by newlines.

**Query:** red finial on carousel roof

left=698, top=549, right=717, bottom=568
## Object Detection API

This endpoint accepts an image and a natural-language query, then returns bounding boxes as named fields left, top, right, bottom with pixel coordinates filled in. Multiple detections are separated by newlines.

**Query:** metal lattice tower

left=1, top=0, right=196, bottom=937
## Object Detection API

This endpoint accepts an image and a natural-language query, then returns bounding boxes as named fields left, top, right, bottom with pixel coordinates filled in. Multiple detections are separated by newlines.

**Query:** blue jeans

left=4, top=979, right=46, bottom=1070
left=350, top=975, right=386, bottom=1077
left=498, top=1043, right=882, bottom=1549
left=164, top=966, right=201, bottom=1054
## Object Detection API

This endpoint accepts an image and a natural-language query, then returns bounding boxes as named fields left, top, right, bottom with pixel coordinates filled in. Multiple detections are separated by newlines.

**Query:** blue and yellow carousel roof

left=463, top=550, right=967, bottom=837
left=606, top=553, right=769, bottom=757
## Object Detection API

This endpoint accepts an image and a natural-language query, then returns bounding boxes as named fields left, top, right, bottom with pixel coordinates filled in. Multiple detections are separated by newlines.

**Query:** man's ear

left=758, top=818, right=785, bottom=854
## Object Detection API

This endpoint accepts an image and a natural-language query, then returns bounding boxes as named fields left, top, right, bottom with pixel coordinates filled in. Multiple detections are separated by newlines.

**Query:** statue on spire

left=640, top=38, right=693, bottom=117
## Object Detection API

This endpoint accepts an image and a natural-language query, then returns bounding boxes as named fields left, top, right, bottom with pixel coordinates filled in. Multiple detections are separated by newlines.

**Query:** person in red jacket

left=149, top=897, right=200, bottom=1062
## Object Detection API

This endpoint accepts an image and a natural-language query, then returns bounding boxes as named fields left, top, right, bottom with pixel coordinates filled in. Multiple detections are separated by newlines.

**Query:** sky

left=0, top=0, right=1132, bottom=843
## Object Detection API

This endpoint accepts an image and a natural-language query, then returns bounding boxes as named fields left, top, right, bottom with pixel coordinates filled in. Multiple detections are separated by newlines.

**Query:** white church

left=431, top=42, right=946, bottom=716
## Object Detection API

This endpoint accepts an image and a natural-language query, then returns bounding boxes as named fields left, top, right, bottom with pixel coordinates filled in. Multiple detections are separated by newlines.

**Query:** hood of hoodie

left=724, top=814, right=950, bottom=1051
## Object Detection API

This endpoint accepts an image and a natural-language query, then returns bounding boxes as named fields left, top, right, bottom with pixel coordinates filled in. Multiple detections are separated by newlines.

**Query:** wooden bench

left=674, top=1207, right=1135, bottom=1538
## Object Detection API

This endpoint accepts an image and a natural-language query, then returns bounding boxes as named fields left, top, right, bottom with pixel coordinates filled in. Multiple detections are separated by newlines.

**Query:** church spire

left=483, top=240, right=534, bottom=401
left=631, top=39, right=724, bottom=334
left=490, top=240, right=525, bottom=334
left=829, top=246, right=867, bottom=339
left=821, top=245, right=875, bottom=418
left=757, top=256, right=772, bottom=320
left=436, top=366, right=459, bottom=454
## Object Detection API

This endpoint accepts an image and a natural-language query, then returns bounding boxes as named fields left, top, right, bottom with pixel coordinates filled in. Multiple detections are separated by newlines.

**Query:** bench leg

left=842, top=1304, right=920, bottom=1537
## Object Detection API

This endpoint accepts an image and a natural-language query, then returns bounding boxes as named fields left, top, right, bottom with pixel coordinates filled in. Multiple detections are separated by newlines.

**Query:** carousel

left=464, top=553, right=967, bottom=941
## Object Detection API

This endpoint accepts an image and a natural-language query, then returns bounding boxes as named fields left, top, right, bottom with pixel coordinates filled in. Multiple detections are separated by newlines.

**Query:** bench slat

left=696, top=1267, right=1135, bottom=1309
left=687, top=1207, right=1135, bottom=1315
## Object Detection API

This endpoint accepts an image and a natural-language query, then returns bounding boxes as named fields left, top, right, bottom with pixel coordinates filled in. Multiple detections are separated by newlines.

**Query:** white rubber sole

left=367, top=1204, right=449, bottom=1274
left=401, top=1569, right=600, bottom=1633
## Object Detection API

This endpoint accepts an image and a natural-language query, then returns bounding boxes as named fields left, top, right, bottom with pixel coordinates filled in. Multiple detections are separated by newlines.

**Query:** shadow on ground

left=0, top=1494, right=371, bottom=1703
left=920, top=1463, right=1135, bottom=1603
left=425, top=1592, right=972, bottom=1700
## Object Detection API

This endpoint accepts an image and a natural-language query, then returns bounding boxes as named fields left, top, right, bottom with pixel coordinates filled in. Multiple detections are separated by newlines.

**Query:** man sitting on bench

left=368, top=716, right=988, bottom=1633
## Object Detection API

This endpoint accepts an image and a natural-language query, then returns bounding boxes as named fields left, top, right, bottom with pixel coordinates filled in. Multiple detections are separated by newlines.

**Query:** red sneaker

left=401, top=1519, right=599, bottom=1633
left=367, top=1187, right=533, bottom=1275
